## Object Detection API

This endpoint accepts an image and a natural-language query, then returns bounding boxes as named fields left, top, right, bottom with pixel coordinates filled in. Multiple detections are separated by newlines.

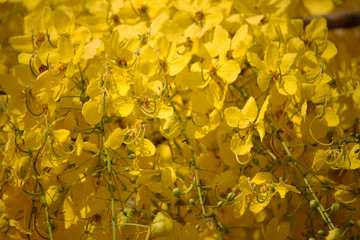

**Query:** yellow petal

left=83, top=38, right=102, bottom=60
left=83, top=141, right=99, bottom=153
left=160, top=115, right=181, bottom=139
left=63, top=195, right=77, bottom=229
left=247, top=52, right=266, bottom=70
left=234, top=193, right=249, bottom=218
left=321, top=40, right=337, bottom=60
left=75, top=134, right=83, bottom=156
left=9, top=219, right=31, bottom=234
left=161, top=167, right=176, bottom=189
left=242, top=96, right=258, bottom=123
left=303, top=0, right=334, bottom=15
left=276, top=178, right=301, bottom=198
left=255, top=96, right=270, bottom=141
left=265, top=44, right=279, bottom=68
left=322, top=108, right=339, bottom=127
left=158, top=103, right=174, bottom=119
left=213, top=25, right=229, bottom=49
left=347, top=144, right=360, bottom=170
left=104, top=128, right=124, bottom=150
left=250, top=172, right=272, bottom=185
left=277, top=75, right=297, bottom=95
left=112, top=96, right=134, bottom=117
left=224, top=107, right=247, bottom=128
left=71, top=26, right=92, bottom=43
left=82, top=99, right=102, bottom=125
left=134, top=138, right=156, bottom=157
left=265, top=217, right=290, bottom=240
left=217, top=60, right=241, bottom=84
left=280, top=53, right=297, bottom=74
left=249, top=194, right=272, bottom=213
left=0, top=73, right=23, bottom=98
left=257, top=70, right=271, bottom=92
left=54, top=9, right=72, bottom=34
left=53, top=129, right=70, bottom=144
left=326, top=229, right=342, bottom=240
left=230, top=133, right=253, bottom=156
left=312, top=149, right=327, bottom=171
left=8, top=35, right=33, bottom=52
left=304, top=17, right=327, bottom=40
left=57, top=36, right=73, bottom=63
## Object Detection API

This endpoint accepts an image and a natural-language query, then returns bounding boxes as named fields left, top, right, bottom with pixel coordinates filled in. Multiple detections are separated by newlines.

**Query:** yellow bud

left=16, top=156, right=33, bottom=181
left=151, top=211, right=174, bottom=237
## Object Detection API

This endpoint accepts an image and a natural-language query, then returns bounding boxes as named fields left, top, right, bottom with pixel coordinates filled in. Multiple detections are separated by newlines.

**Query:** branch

left=302, top=9, right=360, bottom=29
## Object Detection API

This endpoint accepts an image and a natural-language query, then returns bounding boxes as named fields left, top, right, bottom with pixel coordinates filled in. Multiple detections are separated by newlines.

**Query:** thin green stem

left=101, top=123, right=117, bottom=240
left=170, top=102, right=214, bottom=229
left=30, top=148, right=54, bottom=240
left=277, top=131, right=335, bottom=230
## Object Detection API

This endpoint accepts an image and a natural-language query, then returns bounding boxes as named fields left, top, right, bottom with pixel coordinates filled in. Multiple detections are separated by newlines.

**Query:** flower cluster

left=1, top=0, right=360, bottom=239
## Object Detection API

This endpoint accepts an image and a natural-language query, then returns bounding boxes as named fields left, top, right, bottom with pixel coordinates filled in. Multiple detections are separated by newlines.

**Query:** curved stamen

left=106, top=2, right=112, bottom=25
left=235, top=148, right=252, bottom=165
left=122, top=51, right=139, bottom=70
left=201, top=61, right=210, bottom=82
left=191, top=112, right=209, bottom=128
left=304, top=63, right=323, bottom=81
left=26, top=86, right=44, bottom=116
left=309, top=118, right=334, bottom=146
left=46, top=29, right=57, bottom=48
left=29, top=55, right=38, bottom=78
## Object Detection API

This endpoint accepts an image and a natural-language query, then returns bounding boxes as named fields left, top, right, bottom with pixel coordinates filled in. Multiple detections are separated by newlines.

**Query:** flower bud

left=318, top=229, right=326, bottom=236
left=227, top=192, right=236, bottom=202
left=16, top=156, right=33, bottom=181
left=217, top=201, right=224, bottom=208
left=310, top=200, right=320, bottom=209
left=348, top=220, right=355, bottom=227
left=151, top=211, right=174, bottom=237
left=42, top=218, right=58, bottom=234
left=80, top=91, right=88, bottom=104
left=331, top=202, right=340, bottom=212
left=118, top=208, right=136, bottom=239
left=172, top=188, right=181, bottom=198
left=108, top=184, right=116, bottom=193
left=189, top=199, right=196, bottom=206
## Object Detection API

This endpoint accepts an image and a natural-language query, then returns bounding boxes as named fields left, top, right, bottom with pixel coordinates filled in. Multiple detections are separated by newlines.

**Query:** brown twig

left=302, top=9, right=360, bottom=29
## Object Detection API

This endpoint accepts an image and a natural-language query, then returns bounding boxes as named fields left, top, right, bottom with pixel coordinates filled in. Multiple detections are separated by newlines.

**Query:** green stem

left=101, top=123, right=117, bottom=240
left=182, top=130, right=207, bottom=218
left=27, top=181, right=38, bottom=240
left=32, top=160, right=54, bottom=239
left=277, top=132, right=335, bottom=230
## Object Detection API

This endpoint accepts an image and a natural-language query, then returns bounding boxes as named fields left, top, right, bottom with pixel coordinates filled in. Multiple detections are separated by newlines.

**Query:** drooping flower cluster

left=1, top=0, right=360, bottom=239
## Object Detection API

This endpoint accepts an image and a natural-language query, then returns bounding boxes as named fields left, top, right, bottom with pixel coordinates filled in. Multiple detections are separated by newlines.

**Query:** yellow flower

left=225, top=96, right=270, bottom=158
left=247, top=44, right=298, bottom=95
